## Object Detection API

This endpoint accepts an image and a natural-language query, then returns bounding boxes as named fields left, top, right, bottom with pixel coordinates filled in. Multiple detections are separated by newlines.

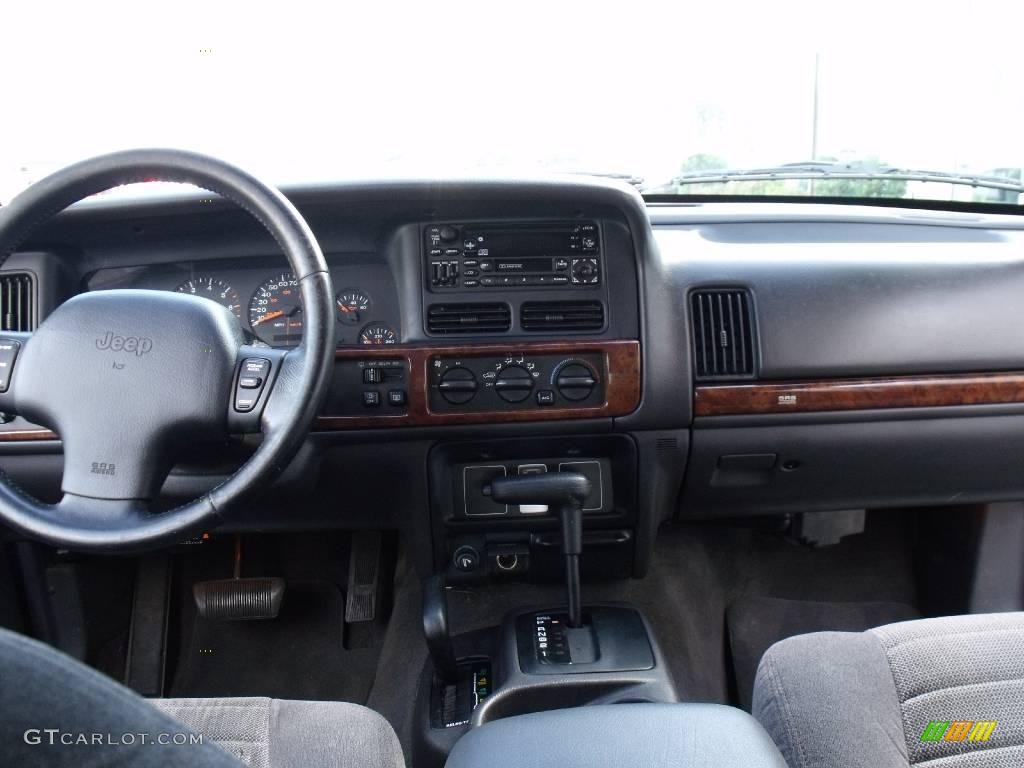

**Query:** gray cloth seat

left=152, top=697, right=404, bottom=768
left=0, top=626, right=404, bottom=768
left=752, top=612, right=1024, bottom=768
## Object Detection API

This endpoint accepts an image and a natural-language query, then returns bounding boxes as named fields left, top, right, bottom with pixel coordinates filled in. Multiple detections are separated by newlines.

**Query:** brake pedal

left=345, top=531, right=382, bottom=623
left=193, top=537, right=285, bottom=620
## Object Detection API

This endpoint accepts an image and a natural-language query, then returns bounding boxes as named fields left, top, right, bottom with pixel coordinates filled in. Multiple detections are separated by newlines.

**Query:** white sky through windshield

left=3, top=1, right=1023, bottom=202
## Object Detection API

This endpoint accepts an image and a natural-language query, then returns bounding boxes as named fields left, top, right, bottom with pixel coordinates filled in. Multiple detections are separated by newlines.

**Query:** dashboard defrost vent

left=427, top=303, right=511, bottom=334
left=0, top=273, right=34, bottom=332
left=521, top=301, right=605, bottom=332
left=691, top=289, right=755, bottom=380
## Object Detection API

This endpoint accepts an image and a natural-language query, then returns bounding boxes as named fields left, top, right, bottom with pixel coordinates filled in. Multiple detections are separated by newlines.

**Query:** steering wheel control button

left=234, top=358, right=272, bottom=412
left=363, top=391, right=381, bottom=407
left=235, top=394, right=258, bottom=412
left=242, top=358, right=271, bottom=376
left=0, top=339, right=21, bottom=392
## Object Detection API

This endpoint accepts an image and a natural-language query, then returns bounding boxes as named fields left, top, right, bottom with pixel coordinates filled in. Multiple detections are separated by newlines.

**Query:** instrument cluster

left=86, top=259, right=400, bottom=348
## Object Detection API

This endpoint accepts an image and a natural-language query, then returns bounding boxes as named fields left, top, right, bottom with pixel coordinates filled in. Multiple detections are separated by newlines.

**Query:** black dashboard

left=6, top=175, right=1024, bottom=579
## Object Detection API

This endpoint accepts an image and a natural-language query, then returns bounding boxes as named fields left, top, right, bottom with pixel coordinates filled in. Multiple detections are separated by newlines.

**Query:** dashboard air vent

left=691, top=289, right=755, bottom=380
left=521, top=301, right=605, bottom=332
left=427, top=303, right=511, bottom=334
left=0, top=273, right=35, bottom=332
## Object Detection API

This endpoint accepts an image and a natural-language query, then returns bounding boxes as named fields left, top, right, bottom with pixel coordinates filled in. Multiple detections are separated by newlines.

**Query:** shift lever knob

left=486, top=472, right=591, bottom=510
left=486, top=472, right=591, bottom=627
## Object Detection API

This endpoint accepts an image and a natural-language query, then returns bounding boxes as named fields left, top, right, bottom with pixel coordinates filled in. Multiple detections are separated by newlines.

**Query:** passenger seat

left=752, top=612, right=1024, bottom=768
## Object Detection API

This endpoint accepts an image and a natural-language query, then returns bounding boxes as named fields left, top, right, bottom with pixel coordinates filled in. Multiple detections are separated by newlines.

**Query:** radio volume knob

left=439, top=225, right=459, bottom=243
left=438, top=367, right=477, bottom=405
left=494, top=365, right=534, bottom=403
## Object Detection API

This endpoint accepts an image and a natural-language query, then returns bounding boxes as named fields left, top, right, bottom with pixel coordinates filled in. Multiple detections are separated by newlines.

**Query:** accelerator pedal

left=345, top=531, right=382, bottom=623
left=193, top=536, right=285, bottom=620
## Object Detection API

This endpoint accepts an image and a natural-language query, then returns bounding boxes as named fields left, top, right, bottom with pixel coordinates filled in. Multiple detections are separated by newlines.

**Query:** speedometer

left=248, top=272, right=303, bottom=346
left=175, top=277, right=242, bottom=319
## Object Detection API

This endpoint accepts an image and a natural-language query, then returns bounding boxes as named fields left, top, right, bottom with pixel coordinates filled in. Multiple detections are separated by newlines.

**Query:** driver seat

left=0, top=627, right=404, bottom=768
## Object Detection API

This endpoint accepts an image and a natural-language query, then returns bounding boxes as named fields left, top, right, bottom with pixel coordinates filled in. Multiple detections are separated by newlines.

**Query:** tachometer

left=175, top=276, right=242, bottom=319
left=359, top=322, right=397, bottom=345
left=248, top=272, right=303, bottom=346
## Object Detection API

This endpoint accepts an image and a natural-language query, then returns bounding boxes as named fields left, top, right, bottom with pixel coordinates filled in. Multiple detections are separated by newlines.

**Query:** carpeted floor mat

left=727, top=596, right=919, bottom=710
left=170, top=580, right=378, bottom=702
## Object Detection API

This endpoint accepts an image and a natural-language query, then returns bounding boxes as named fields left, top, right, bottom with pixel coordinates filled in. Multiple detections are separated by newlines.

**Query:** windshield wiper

left=650, top=161, right=1024, bottom=195
left=572, top=171, right=646, bottom=188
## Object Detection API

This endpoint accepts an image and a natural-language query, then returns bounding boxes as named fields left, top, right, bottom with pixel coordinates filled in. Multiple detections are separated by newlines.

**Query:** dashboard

left=7, top=174, right=1024, bottom=577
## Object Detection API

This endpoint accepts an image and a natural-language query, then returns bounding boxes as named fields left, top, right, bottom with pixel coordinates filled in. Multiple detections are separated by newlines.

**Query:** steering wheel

left=0, top=149, right=335, bottom=551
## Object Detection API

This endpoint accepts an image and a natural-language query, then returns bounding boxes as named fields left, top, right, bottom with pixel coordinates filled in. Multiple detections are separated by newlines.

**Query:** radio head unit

left=426, top=221, right=601, bottom=290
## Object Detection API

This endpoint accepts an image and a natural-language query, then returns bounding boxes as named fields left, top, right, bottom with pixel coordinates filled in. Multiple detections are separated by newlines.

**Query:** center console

left=445, top=703, right=788, bottom=768
left=416, top=434, right=678, bottom=766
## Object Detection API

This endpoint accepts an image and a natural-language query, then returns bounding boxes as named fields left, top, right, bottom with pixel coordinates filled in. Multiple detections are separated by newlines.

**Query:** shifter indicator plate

left=534, top=614, right=573, bottom=664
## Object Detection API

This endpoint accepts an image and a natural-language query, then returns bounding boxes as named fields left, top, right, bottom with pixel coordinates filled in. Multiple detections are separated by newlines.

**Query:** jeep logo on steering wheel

left=95, top=331, right=154, bottom=356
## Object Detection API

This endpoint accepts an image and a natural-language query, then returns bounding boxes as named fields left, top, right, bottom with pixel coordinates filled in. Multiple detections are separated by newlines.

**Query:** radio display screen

left=469, top=229, right=572, bottom=258
left=494, top=257, right=553, bottom=272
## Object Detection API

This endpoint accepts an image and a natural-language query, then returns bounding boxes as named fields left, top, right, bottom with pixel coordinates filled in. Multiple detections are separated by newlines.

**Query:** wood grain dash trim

left=0, top=429, right=58, bottom=442
left=316, top=339, right=640, bottom=429
left=694, top=371, right=1024, bottom=416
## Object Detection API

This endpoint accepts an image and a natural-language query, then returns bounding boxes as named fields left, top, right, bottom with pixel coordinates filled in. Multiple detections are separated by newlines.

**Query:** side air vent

left=0, top=273, right=35, bottom=332
left=521, top=301, right=605, bottom=332
left=427, top=303, right=511, bottom=334
left=691, top=289, right=755, bottom=380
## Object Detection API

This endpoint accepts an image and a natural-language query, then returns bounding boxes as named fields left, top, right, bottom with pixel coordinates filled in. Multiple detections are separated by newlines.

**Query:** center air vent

left=0, top=273, right=35, bottom=332
left=521, top=301, right=605, bottom=332
left=691, top=289, right=755, bottom=380
left=427, top=303, right=511, bottom=334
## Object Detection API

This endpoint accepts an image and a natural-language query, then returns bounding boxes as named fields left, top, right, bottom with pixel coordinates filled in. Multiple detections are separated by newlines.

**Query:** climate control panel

left=429, top=352, right=605, bottom=413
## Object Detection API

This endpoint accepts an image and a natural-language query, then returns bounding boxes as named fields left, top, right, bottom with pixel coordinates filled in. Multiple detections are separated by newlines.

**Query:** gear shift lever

left=486, top=472, right=591, bottom=627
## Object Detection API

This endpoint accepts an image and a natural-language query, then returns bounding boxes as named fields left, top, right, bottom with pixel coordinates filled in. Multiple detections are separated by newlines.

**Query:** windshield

left=3, top=3, right=1022, bottom=207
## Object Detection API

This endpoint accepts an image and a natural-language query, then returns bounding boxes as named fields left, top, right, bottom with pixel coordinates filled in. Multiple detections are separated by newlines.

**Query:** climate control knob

left=438, top=367, right=477, bottom=404
left=555, top=361, right=597, bottom=401
left=494, top=365, right=534, bottom=403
